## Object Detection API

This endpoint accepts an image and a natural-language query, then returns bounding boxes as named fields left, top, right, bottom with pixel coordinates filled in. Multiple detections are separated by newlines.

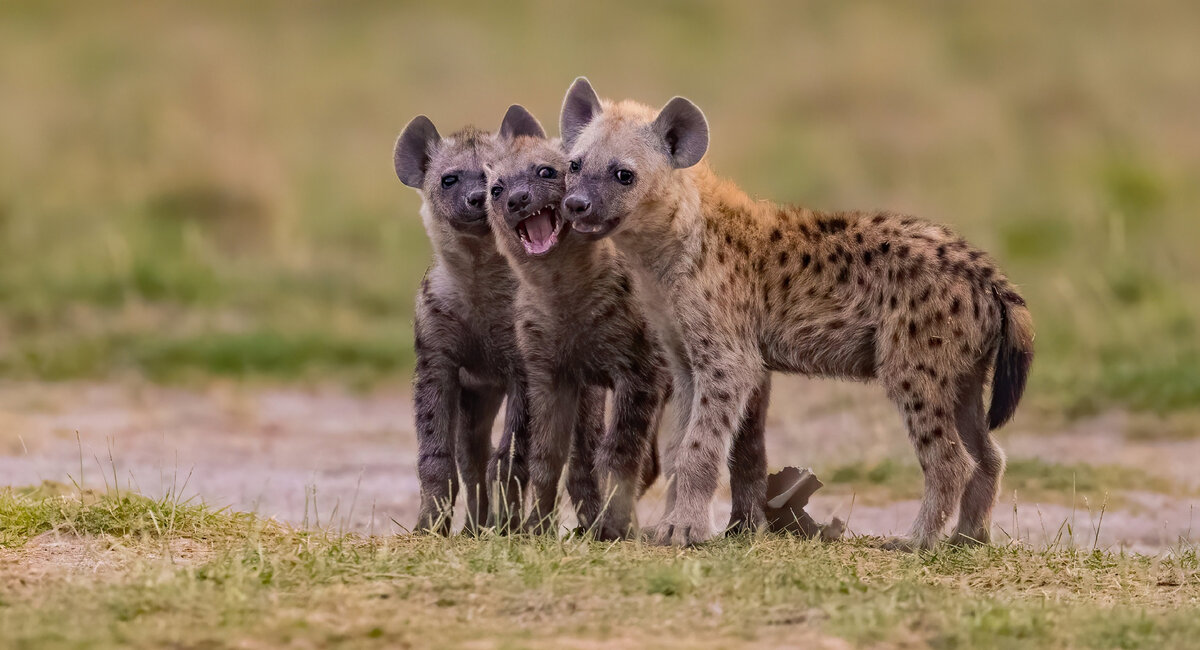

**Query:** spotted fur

left=558, top=79, right=1035, bottom=549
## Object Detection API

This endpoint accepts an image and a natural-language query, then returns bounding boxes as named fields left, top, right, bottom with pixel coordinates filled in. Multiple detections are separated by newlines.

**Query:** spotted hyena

left=393, top=113, right=607, bottom=534
left=482, top=105, right=670, bottom=539
left=557, top=78, right=1034, bottom=549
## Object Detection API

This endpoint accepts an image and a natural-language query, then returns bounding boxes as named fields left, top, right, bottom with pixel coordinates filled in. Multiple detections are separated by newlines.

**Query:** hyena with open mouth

left=482, top=105, right=671, bottom=539
left=393, top=113, right=608, bottom=534
left=557, top=78, right=1034, bottom=550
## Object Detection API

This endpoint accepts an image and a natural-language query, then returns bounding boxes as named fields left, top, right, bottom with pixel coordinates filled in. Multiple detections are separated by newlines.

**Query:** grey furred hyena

left=557, top=78, right=1034, bottom=550
left=482, top=105, right=668, bottom=539
left=393, top=114, right=607, bottom=534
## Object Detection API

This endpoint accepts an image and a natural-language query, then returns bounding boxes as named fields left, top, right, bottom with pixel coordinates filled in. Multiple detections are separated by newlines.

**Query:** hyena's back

left=736, top=208, right=1032, bottom=429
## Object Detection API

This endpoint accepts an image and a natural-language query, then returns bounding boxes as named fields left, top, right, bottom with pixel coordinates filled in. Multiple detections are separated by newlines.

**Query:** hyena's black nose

left=563, top=194, right=591, bottom=217
left=465, top=189, right=486, bottom=209
left=507, top=189, right=531, bottom=213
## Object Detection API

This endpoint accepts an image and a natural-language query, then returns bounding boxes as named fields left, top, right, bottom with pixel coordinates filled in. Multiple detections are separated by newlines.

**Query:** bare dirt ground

left=1, top=377, right=1196, bottom=553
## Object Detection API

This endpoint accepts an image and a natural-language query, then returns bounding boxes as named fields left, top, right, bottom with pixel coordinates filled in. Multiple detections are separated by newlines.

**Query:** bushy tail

left=988, top=287, right=1035, bottom=430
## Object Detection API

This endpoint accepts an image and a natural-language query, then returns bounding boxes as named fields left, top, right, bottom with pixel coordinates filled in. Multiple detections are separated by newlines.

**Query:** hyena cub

left=558, top=78, right=1034, bottom=549
left=394, top=114, right=605, bottom=533
left=482, top=105, right=669, bottom=539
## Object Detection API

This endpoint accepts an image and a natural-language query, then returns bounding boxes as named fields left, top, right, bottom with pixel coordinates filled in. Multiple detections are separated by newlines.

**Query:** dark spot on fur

left=855, top=232, right=864, bottom=244
left=919, top=287, right=931, bottom=303
left=879, top=241, right=890, bottom=254
left=700, top=395, right=708, bottom=406
left=829, top=319, right=844, bottom=329
left=713, top=369, right=726, bottom=380
left=863, top=250, right=873, bottom=265
left=890, top=296, right=898, bottom=309
left=901, top=380, right=912, bottom=392
left=912, top=400, right=925, bottom=413
left=908, top=321, right=918, bottom=337
left=801, top=253, right=812, bottom=269
left=928, top=337, right=943, bottom=347
left=950, top=297, right=961, bottom=315
left=837, top=267, right=850, bottom=283
left=897, top=245, right=910, bottom=259
left=969, top=250, right=983, bottom=260
left=931, top=426, right=944, bottom=438
left=813, top=262, right=824, bottom=275
left=872, top=214, right=887, bottom=224
left=782, top=275, right=792, bottom=290
left=770, top=228, right=782, bottom=242
left=779, top=251, right=789, bottom=266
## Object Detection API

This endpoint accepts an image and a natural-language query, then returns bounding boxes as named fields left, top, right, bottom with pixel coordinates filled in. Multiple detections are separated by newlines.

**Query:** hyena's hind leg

left=726, top=374, right=771, bottom=535
left=882, top=366, right=975, bottom=551
left=456, top=386, right=505, bottom=534
left=951, top=363, right=1006, bottom=546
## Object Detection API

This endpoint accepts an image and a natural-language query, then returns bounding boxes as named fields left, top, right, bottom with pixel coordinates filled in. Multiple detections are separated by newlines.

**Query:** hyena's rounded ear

left=394, top=115, right=441, bottom=188
left=560, top=77, right=602, bottom=149
left=499, top=104, right=546, bottom=140
left=652, top=97, right=709, bottom=169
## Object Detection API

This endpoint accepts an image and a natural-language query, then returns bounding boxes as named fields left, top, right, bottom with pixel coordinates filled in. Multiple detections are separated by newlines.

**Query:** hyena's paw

left=948, top=529, right=990, bottom=547
left=591, top=521, right=635, bottom=542
left=724, top=508, right=766, bottom=537
left=414, top=506, right=452, bottom=536
left=880, top=534, right=940, bottom=553
left=653, top=512, right=714, bottom=547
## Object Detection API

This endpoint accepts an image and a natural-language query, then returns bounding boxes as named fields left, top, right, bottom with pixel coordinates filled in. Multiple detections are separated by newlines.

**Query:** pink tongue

left=524, top=212, right=554, bottom=245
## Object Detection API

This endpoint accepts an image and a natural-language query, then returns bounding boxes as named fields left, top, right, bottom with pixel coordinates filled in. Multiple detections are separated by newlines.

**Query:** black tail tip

left=988, top=347, right=1033, bottom=430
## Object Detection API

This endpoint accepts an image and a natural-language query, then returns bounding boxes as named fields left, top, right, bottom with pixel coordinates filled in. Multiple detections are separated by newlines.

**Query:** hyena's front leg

left=595, top=376, right=663, bottom=540
left=413, top=355, right=462, bottom=535
left=567, top=385, right=605, bottom=532
left=726, top=373, right=771, bottom=535
left=456, top=386, right=504, bottom=534
left=526, top=375, right=582, bottom=536
left=487, top=381, right=529, bottom=533
left=655, top=353, right=759, bottom=546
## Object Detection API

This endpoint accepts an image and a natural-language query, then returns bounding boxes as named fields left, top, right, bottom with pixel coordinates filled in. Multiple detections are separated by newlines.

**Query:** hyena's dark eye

left=614, top=169, right=634, bottom=185
left=441, top=175, right=458, bottom=188
left=568, top=160, right=581, bottom=173
left=490, top=185, right=503, bottom=199
left=537, top=166, right=557, bottom=179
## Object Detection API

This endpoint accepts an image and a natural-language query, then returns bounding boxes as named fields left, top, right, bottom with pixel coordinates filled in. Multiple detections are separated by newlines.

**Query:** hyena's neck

left=511, top=237, right=617, bottom=310
left=425, top=209, right=511, bottom=298
left=616, top=165, right=771, bottom=288
left=612, top=167, right=705, bottom=284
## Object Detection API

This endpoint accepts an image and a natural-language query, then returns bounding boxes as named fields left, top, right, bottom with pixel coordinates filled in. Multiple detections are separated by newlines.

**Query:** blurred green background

left=1, top=1, right=1198, bottom=414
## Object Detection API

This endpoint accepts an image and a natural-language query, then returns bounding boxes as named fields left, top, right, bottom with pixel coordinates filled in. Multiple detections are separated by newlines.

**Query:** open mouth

left=571, top=216, right=620, bottom=239
left=516, top=204, right=564, bottom=256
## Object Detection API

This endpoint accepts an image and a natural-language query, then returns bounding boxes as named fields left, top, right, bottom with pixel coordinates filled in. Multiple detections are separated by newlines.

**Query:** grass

left=824, top=457, right=1191, bottom=506
left=0, top=1, right=1197, bottom=413
left=2, top=487, right=1199, bottom=649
